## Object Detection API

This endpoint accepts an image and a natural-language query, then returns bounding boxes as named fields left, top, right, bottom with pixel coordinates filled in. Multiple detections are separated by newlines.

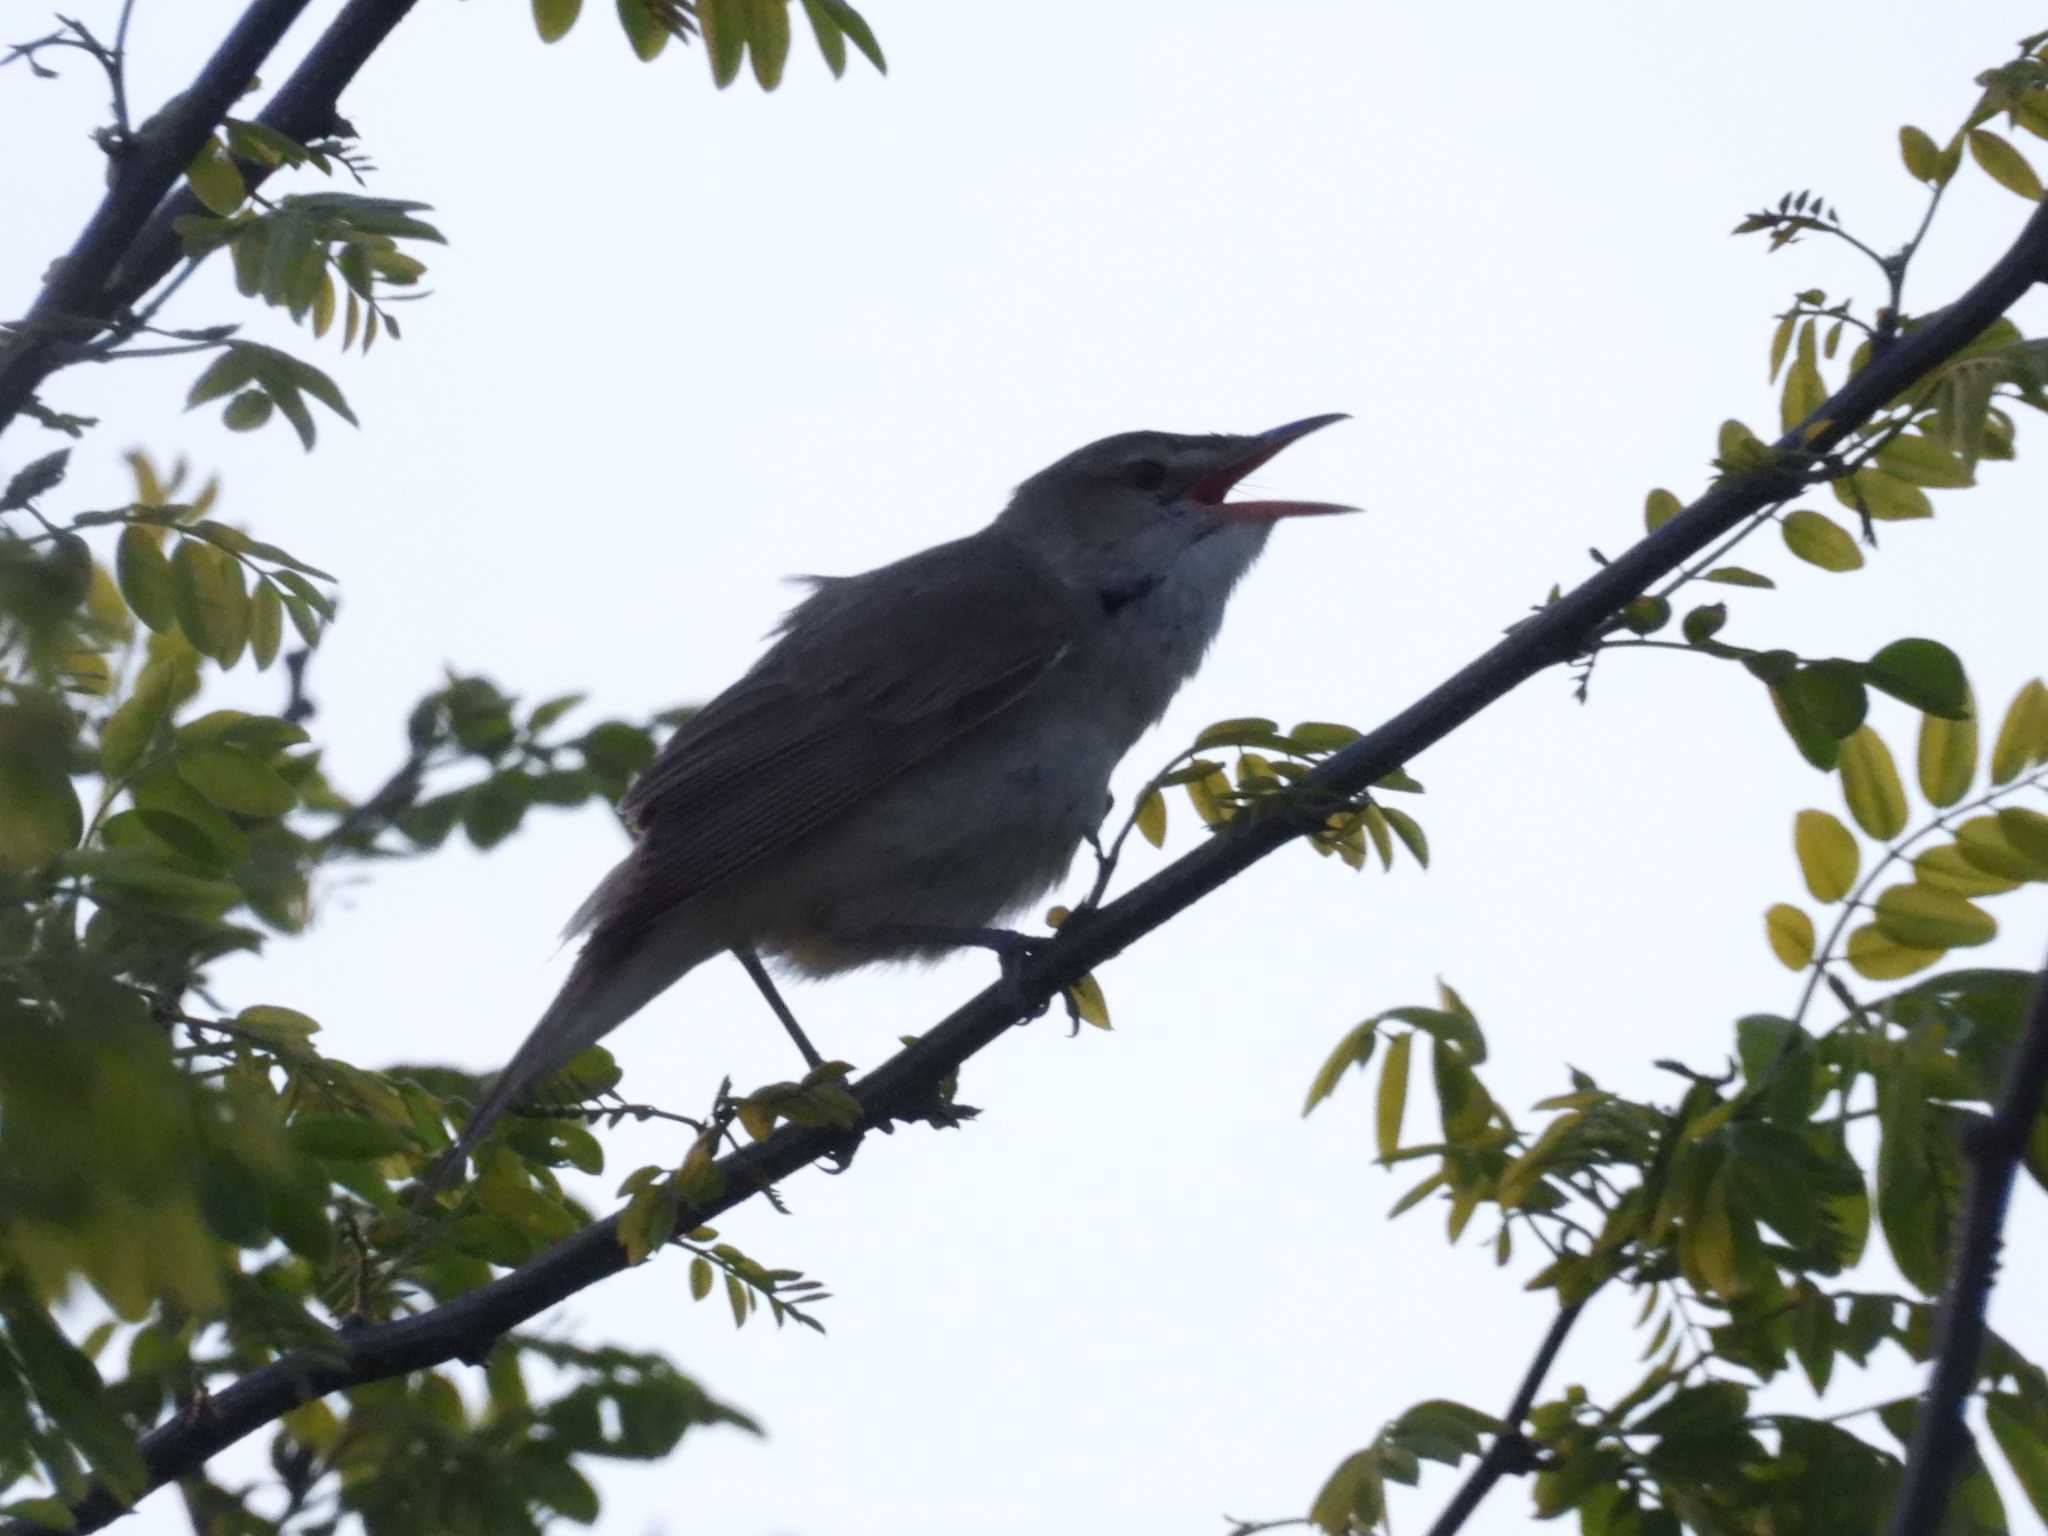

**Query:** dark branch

left=0, top=0, right=315, bottom=436
left=1882, top=950, right=2048, bottom=1536
left=0, top=0, right=423, bottom=439
left=1424, top=1299, right=1587, bottom=1536
left=18, top=192, right=2048, bottom=1536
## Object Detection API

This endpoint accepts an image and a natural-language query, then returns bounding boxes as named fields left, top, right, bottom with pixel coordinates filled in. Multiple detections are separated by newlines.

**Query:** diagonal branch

left=0, top=0, right=315, bottom=435
left=1424, top=1299, right=1587, bottom=1536
left=1881, top=949, right=2048, bottom=1536
left=17, top=195, right=2048, bottom=1536
left=0, top=0, right=423, bottom=439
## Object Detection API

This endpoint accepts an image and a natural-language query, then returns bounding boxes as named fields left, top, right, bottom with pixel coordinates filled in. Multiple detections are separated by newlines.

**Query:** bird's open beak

left=1190, top=412, right=1358, bottom=524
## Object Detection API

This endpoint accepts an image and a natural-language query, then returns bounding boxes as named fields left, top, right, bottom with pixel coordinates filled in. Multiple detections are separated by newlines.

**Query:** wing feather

left=596, top=534, right=1082, bottom=935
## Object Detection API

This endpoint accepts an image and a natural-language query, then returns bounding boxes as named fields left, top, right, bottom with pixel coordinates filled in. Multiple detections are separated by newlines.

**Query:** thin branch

left=1423, top=1300, right=1588, bottom=1536
left=1881, top=949, right=2048, bottom=1536
left=14, top=186, right=2048, bottom=1536
left=0, top=0, right=315, bottom=437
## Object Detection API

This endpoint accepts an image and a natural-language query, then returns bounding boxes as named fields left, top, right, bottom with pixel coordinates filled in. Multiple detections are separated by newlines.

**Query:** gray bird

left=439, top=414, right=1354, bottom=1178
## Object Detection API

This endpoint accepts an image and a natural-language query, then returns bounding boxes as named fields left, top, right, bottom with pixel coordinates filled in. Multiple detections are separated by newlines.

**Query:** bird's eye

left=1124, top=458, right=1167, bottom=491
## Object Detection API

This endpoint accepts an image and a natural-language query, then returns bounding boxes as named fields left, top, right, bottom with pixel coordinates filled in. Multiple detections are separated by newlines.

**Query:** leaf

left=115, top=525, right=176, bottom=633
left=1781, top=509, right=1862, bottom=571
left=1704, top=566, right=1774, bottom=588
left=170, top=538, right=249, bottom=664
left=1838, top=727, right=1907, bottom=839
left=1134, top=789, right=1166, bottom=849
left=1865, top=639, right=1969, bottom=719
left=248, top=580, right=284, bottom=669
left=1874, top=432, right=1972, bottom=488
left=0, top=706, right=84, bottom=871
left=1194, top=717, right=1280, bottom=749
left=1991, top=679, right=2048, bottom=784
left=1793, top=810, right=1859, bottom=902
left=1831, top=469, right=1932, bottom=522
left=1375, top=1031, right=1411, bottom=1162
left=1987, top=1393, right=2048, bottom=1521
left=798, top=0, right=847, bottom=74
left=1874, top=884, right=1995, bottom=950
left=288, top=1116, right=412, bottom=1159
left=1771, top=685, right=1841, bottom=771
left=1970, top=127, right=2044, bottom=200
left=184, top=138, right=246, bottom=216
left=1064, top=973, right=1111, bottom=1030
left=1846, top=923, right=1943, bottom=981
left=534, top=0, right=582, bottom=41
left=4, top=1301, right=148, bottom=1503
left=700, top=0, right=746, bottom=85
left=1998, top=806, right=2048, bottom=866
left=177, top=745, right=296, bottom=817
left=99, top=663, right=179, bottom=779
left=1765, top=903, right=1816, bottom=970
left=1303, top=1023, right=1376, bottom=1116
left=745, top=0, right=791, bottom=87
left=817, top=0, right=883, bottom=72
left=1382, top=807, right=1428, bottom=868
left=1956, top=814, right=2048, bottom=881
left=1785, top=662, right=1868, bottom=740
left=1900, top=125, right=1943, bottom=182
left=1643, top=488, right=1681, bottom=532
left=689, top=1255, right=714, bottom=1300
left=222, top=389, right=272, bottom=432
left=1917, top=688, right=1978, bottom=806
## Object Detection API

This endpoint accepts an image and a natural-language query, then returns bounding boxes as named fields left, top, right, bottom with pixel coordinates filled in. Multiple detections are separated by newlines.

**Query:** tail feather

left=426, top=922, right=717, bottom=1189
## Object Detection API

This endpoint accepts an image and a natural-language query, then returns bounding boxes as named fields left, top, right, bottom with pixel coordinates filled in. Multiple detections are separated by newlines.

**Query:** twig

left=1881, top=949, right=2048, bottom=1536
left=13, top=186, right=2048, bottom=1536
left=1423, top=1300, right=1588, bottom=1536
left=0, top=0, right=315, bottom=437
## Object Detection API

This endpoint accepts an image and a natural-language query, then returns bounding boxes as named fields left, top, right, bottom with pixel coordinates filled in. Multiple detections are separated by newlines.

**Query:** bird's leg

left=732, top=945, right=825, bottom=1071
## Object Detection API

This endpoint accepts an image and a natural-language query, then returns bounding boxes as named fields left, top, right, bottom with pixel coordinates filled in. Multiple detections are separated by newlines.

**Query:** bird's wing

left=596, top=534, right=1085, bottom=936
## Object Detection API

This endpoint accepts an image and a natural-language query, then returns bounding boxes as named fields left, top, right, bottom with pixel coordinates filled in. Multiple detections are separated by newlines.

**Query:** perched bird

left=439, top=414, right=1355, bottom=1178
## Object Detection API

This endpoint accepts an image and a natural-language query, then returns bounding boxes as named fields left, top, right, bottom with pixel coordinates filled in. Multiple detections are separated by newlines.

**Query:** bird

left=435, top=414, right=1356, bottom=1181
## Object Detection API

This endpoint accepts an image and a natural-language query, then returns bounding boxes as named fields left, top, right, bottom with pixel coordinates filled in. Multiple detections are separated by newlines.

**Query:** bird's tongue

left=1190, top=413, right=1358, bottom=524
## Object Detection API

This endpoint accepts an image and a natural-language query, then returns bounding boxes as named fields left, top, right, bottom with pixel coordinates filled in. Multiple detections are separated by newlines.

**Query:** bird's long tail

left=426, top=919, right=718, bottom=1189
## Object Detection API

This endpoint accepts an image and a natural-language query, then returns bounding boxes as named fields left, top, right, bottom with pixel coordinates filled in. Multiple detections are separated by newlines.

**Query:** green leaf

left=1681, top=603, right=1726, bottom=645
left=534, top=0, right=583, bottom=42
left=184, top=138, right=246, bottom=216
left=1997, top=806, right=2048, bottom=866
left=1916, top=690, right=1978, bottom=809
left=745, top=0, right=791, bottom=87
left=1874, top=432, right=1972, bottom=488
left=701, top=0, right=746, bottom=85
left=99, top=662, right=180, bottom=778
left=1770, top=684, right=1841, bottom=771
left=1382, top=807, right=1428, bottom=868
left=1704, top=566, right=1774, bottom=589
left=1303, top=1023, right=1375, bottom=1116
left=1956, top=814, right=2048, bottom=881
left=115, top=526, right=176, bottom=633
left=1991, top=679, right=2048, bottom=784
left=1838, top=726, right=1907, bottom=839
left=1831, top=469, right=1932, bottom=522
left=1913, top=844, right=2017, bottom=898
left=1874, top=884, right=1996, bottom=949
left=1865, top=638, right=1969, bottom=719
left=248, top=580, right=284, bottom=669
left=1765, top=903, right=1815, bottom=969
left=799, top=0, right=847, bottom=74
left=289, top=1116, right=412, bottom=1159
left=0, top=705, right=84, bottom=871
left=177, top=745, right=297, bottom=817
left=1134, top=788, right=1166, bottom=849
left=1643, top=488, right=1681, bottom=532
left=1785, top=662, right=1868, bottom=739
left=1900, top=125, right=1943, bottom=183
left=170, top=538, right=249, bottom=664
left=222, top=389, right=272, bottom=432
left=817, top=0, right=883, bottom=72
left=1375, top=1031, right=1411, bottom=1162
left=1793, top=810, right=1859, bottom=902
left=4, top=1300, right=148, bottom=1504
left=1988, top=1392, right=2048, bottom=1521
left=1781, top=509, right=1863, bottom=571
left=1970, top=127, right=2044, bottom=199
left=617, top=0, right=672, bottom=58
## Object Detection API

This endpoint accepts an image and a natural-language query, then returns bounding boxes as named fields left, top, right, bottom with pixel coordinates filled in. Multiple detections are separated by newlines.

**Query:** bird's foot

left=865, top=922, right=1060, bottom=1020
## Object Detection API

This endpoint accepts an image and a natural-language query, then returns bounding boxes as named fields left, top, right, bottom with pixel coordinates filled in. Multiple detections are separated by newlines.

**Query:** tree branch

left=1424, top=1299, right=1587, bottom=1536
left=0, top=0, right=315, bottom=436
left=1881, top=949, right=2048, bottom=1536
left=0, top=0, right=423, bottom=440
left=18, top=192, right=2048, bottom=1536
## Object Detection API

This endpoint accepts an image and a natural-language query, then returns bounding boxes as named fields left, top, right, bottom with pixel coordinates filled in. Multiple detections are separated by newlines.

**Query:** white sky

left=9, top=3, right=2048, bottom=1532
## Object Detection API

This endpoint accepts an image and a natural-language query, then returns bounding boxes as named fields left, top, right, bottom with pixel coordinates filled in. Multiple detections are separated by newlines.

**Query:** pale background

left=7, top=3, right=2048, bottom=1532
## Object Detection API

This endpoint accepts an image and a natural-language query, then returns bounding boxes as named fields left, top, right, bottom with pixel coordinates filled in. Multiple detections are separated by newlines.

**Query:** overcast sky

left=10, top=3, right=2048, bottom=1532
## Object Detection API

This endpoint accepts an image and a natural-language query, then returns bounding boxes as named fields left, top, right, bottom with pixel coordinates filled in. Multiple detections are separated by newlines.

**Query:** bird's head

left=997, top=414, right=1356, bottom=585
